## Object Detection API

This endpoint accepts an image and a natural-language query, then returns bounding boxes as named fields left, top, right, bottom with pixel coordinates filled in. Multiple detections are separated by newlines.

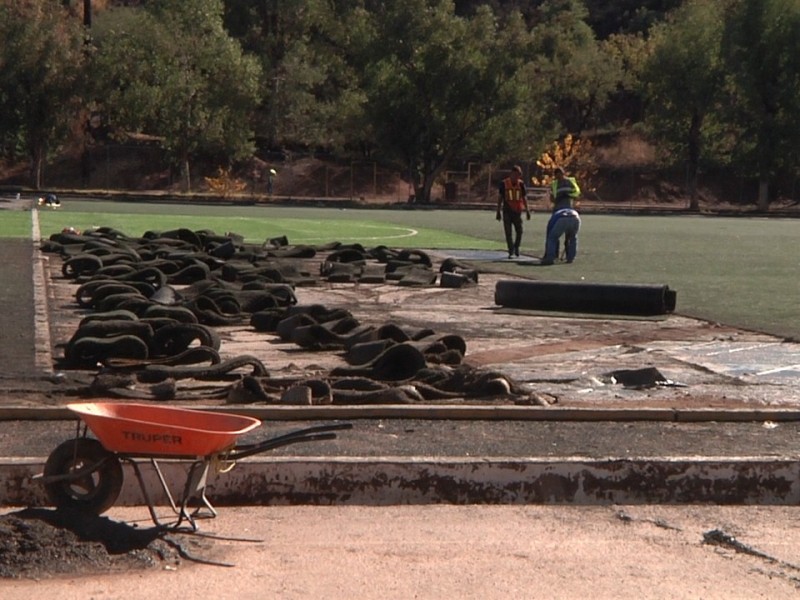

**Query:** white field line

left=223, top=217, right=419, bottom=244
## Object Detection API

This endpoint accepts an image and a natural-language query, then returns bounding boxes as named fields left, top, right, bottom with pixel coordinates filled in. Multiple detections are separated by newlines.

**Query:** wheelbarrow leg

left=125, top=458, right=211, bottom=531
left=175, top=459, right=214, bottom=531
left=125, top=458, right=168, bottom=529
left=124, top=458, right=189, bottom=530
left=195, top=483, right=218, bottom=520
left=150, top=458, right=180, bottom=515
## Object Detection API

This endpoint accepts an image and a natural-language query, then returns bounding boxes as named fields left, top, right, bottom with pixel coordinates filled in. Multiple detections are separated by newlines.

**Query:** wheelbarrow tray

left=67, top=402, right=261, bottom=458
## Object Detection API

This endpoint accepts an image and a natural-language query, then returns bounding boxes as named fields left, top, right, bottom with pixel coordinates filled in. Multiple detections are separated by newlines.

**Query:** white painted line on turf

left=287, top=223, right=420, bottom=243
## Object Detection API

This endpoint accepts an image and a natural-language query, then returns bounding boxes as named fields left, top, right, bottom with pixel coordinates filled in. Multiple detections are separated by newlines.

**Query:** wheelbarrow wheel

left=43, top=438, right=123, bottom=515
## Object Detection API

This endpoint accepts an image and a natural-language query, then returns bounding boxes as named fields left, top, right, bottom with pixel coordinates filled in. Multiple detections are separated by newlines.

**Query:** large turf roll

left=494, top=280, right=677, bottom=316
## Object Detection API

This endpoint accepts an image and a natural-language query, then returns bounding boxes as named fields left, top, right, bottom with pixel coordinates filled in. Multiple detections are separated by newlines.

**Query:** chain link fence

left=52, top=145, right=800, bottom=207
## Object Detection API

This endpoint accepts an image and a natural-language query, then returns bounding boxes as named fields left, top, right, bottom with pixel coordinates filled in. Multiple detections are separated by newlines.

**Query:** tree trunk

left=416, top=178, right=434, bottom=204
left=686, top=112, right=702, bottom=212
left=687, top=175, right=698, bottom=211
left=757, top=177, right=769, bottom=211
left=415, top=160, right=446, bottom=204
left=181, top=157, right=191, bottom=192
left=30, top=144, right=45, bottom=190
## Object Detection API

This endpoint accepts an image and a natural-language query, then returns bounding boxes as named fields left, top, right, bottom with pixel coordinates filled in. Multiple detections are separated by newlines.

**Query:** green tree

left=598, top=31, right=651, bottom=126
left=353, top=1, right=537, bottom=203
left=722, top=0, right=800, bottom=210
left=224, top=0, right=365, bottom=154
left=0, top=0, right=87, bottom=189
left=641, top=0, right=729, bottom=210
left=91, top=0, right=262, bottom=190
left=532, top=0, right=624, bottom=134
left=582, top=0, right=681, bottom=38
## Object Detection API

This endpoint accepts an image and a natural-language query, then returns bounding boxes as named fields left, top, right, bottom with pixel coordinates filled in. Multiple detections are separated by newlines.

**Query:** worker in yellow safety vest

left=549, top=166, right=580, bottom=210
left=541, top=167, right=581, bottom=265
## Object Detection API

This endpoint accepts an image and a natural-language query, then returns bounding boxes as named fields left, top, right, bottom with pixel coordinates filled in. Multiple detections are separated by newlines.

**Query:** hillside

left=1, top=131, right=797, bottom=211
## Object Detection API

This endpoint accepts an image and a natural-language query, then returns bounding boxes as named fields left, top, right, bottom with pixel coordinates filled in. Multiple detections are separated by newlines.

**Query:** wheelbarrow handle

left=233, top=422, right=351, bottom=451
left=228, top=423, right=353, bottom=461
left=234, top=423, right=352, bottom=451
left=227, top=432, right=337, bottom=460
left=282, top=423, right=353, bottom=436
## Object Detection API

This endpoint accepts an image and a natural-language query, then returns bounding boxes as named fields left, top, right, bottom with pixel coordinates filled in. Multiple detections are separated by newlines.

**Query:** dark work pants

left=502, top=206, right=524, bottom=254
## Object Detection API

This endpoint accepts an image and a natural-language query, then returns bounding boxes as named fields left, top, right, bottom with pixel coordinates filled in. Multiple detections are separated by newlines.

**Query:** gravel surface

left=0, top=418, right=797, bottom=459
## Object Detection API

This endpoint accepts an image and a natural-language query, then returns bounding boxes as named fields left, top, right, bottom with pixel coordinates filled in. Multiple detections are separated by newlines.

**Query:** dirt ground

left=4, top=504, right=800, bottom=598
left=0, top=507, right=190, bottom=580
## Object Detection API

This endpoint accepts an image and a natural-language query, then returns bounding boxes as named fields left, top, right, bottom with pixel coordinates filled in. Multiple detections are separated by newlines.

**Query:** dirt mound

left=0, top=508, right=199, bottom=579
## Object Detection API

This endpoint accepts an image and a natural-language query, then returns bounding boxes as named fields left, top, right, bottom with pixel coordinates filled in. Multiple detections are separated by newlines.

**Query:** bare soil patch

left=0, top=507, right=196, bottom=580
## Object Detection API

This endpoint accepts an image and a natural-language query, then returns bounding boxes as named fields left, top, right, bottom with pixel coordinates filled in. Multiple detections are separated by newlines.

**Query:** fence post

left=467, top=163, right=473, bottom=203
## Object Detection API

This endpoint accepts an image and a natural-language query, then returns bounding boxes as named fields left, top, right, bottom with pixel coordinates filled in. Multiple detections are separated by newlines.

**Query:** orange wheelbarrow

left=38, top=402, right=351, bottom=530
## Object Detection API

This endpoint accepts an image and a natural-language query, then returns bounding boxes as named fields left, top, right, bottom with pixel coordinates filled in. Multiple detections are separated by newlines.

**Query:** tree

left=582, top=0, right=682, bottom=38
left=531, top=0, right=623, bottom=135
left=641, top=0, right=729, bottom=210
left=0, top=1, right=87, bottom=189
left=722, top=0, right=800, bottom=210
left=91, top=0, right=262, bottom=190
left=598, top=31, right=651, bottom=126
left=223, top=0, right=366, bottom=154
left=352, top=0, right=539, bottom=204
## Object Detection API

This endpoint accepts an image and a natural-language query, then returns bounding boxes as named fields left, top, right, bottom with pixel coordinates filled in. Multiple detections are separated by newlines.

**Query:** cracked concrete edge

left=3, top=455, right=799, bottom=508
left=2, top=404, right=800, bottom=422
left=31, top=209, right=55, bottom=374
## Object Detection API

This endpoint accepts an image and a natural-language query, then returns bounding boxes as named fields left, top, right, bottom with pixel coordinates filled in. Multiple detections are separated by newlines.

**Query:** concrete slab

left=652, top=340, right=800, bottom=383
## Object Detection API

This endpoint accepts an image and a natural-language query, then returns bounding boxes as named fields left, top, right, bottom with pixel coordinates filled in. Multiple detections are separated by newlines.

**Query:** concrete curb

left=4, top=455, right=798, bottom=509
left=3, top=405, right=800, bottom=422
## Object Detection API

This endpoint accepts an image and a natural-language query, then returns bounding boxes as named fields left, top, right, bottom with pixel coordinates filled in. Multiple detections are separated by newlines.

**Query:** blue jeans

left=544, top=209, right=581, bottom=262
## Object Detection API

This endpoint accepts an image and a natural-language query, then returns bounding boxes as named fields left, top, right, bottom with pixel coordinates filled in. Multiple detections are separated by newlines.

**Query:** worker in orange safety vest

left=495, top=165, right=531, bottom=259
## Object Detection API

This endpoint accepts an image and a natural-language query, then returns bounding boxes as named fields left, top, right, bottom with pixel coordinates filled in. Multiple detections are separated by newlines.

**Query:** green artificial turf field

left=16, top=200, right=800, bottom=340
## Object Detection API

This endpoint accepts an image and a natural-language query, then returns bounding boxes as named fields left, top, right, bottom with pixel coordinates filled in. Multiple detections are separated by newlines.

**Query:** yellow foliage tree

left=205, top=167, right=247, bottom=199
left=531, top=134, right=598, bottom=198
